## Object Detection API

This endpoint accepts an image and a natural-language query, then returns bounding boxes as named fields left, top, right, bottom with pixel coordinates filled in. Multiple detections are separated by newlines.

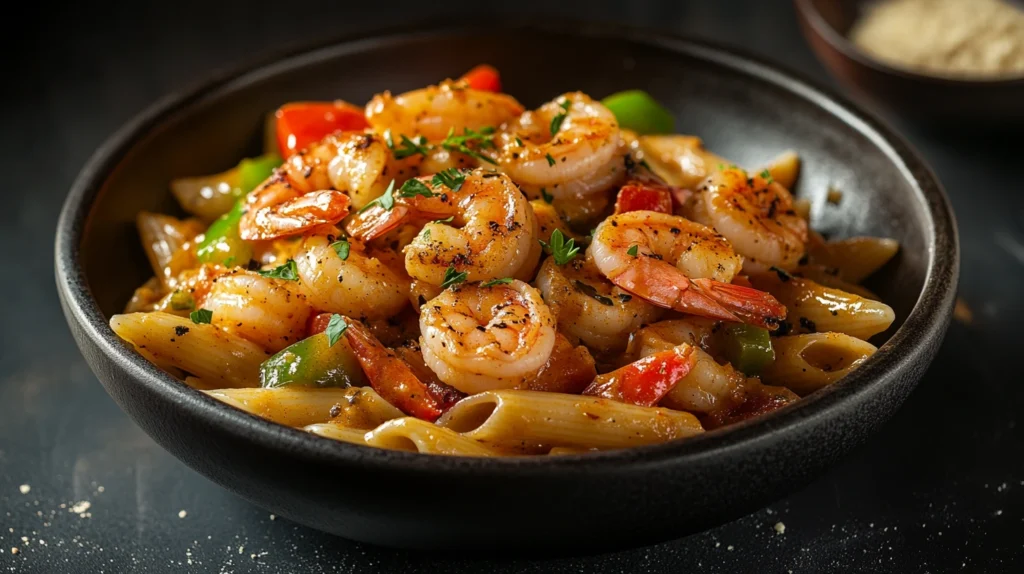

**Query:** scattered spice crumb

left=953, top=297, right=974, bottom=324
left=18, top=484, right=30, bottom=494
left=995, top=509, right=1003, bottom=516
left=97, top=486, right=105, bottom=493
left=727, top=545, right=735, bottom=551
left=826, top=185, right=843, bottom=205
left=70, top=501, right=92, bottom=518
left=178, top=510, right=187, bottom=519
left=10, top=547, right=18, bottom=555
left=774, top=521, right=786, bottom=534
left=269, top=514, right=276, bottom=521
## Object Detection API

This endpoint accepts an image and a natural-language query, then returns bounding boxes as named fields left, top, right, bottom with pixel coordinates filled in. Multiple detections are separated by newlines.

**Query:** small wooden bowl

left=795, top=0, right=1024, bottom=128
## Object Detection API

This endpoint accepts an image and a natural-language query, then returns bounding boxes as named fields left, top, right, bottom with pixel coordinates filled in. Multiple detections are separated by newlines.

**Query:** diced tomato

left=584, top=346, right=695, bottom=407
left=459, top=64, right=502, bottom=92
left=614, top=180, right=674, bottom=215
left=275, top=101, right=368, bottom=158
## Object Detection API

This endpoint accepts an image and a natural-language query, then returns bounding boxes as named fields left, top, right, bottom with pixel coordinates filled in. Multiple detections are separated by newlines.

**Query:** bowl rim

left=55, top=20, right=959, bottom=475
left=793, top=0, right=1024, bottom=86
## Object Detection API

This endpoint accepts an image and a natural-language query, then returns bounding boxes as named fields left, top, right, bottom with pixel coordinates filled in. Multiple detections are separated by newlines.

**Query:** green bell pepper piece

left=600, top=90, right=675, bottom=135
left=238, top=153, right=282, bottom=194
left=260, top=333, right=367, bottom=389
left=195, top=199, right=252, bottom=267
left=719, top=324, right=775, bottom=376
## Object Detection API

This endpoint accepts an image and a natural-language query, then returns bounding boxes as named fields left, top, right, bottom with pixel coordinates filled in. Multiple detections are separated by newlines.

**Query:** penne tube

left=637, top=134, right=730, bottom=189
left=205, top=387, right=359, bottom=427
left=796, top=264, right=880, bottom=300
left=136, top=212, right=203, bottom=289
left=323, top=387, right=404, bottom=430
left=124, top=277, right=165, bottom=313
left=750, top=273, right=895, bottom=340
left=183, top=376, right=221, bottom=391
left=363, top=418, right=497, bottom=456
left=437, top=390, right=703, bottom=450
left=547, top=446, right=600, bottom=456
left=808, top=235, right=900, bottom=283
left=760, top=333, right=877, bottom=396
left=110, top=312, right=266, bottom=388
left=304, top=423, right=370, bottom=446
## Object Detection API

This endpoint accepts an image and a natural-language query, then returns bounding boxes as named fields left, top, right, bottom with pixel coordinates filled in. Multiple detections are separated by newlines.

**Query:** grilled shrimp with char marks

left=200, top=269, right=312, bottom=353
left=346, top=170, right=540, bottom=286
left=419, top=280, right=556, bottom=394
left=588, top=211, right=787, bottom=329
left=239, top=132, right=419, bottom=240
left=365, top=82, right=524, bottom=142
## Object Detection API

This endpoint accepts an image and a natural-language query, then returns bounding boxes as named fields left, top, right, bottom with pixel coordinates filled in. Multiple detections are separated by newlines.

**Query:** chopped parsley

left=330, top=240, right=350, bottom=260
left=760, top=169, right=774, bottom=184
left=431, top=168, right=466, bottom=191
left=627, top=245, right=639, bottom=257
left=325, top=314, right=348, bottom=347
left=440, top=126, right=498, bottom=165
left=481, top=277, right=514, bottom=288
left=420, top=229, right=430, bottom=241
left=545, top=153, right=556, bottom=167
left=189, top=308, right=213, bottom=324
left=257, top=259, right=299, bottom=281
left=169, top=290, right=195, bottom=311
left=540, top=188, right=554, bottom=203
left=515, top=136, right=524, bottom=147
left=399, top=178, right=435, bottom=198
left=435, top=215, right=455, bottom=224
left=358, top=180, right=396, bottom=213
left=549, top=98, right=571, bottom=135
left=440, top=266, right=469, bottom=289
left=572, top=280, right=614, bottom=306
left=386, top=131, right=430, bottom=159
left=539, top=229, right=580, bottom=266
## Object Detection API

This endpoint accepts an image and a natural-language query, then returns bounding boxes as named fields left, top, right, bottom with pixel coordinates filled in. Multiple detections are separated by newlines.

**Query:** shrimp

left=535, top=254, right=663, bottom=353
left=239, top=132, right=419, bottom=240
left=200, top=269, right=312, bottom=353
left=495, top=92, right=625, bottom=200
left=588, top=211, right=787, bottom=329
left=365, top=82, right=524, bottom=142
left=690, top=167, right=808, bottom=271
left=346, top=170, right=540, bottom=286
left=419, top=280, right=556, bottom=394
left=293, top=234, right=410, bottom=321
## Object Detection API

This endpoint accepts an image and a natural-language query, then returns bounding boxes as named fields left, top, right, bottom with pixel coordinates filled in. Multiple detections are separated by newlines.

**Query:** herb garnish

left=760, top=169, right=773, bottom=184
left=435, top=215, right=455, bottom=224
left=325, top=314, right=348, bottom=347
left=549, top=98, right=571, bottom=136
left=399, top=178, right=435, bottom=198
left=539, top=229, right=580, bottom=266
left=189, top=308, right=213, bottom=324
left=627, top=245, right=639, bottom=257
left=386, top=131, right=430, bottom=159
left=481, top=277, right=514, bottom=288
left=169, top=290, right=195, bottom=311
left=545, top=153, right=556, bottom=167
left=358, top=180, right=396, bottom=213
left=431, top=168, right=466, bottom=191
left=331, top=240, right=350, bottom=261
left=573, top=280, right=614, bottom=306
left=540, top=188, right=554, bottom=203
left=440, top=266, right=469, bottom=289
left=257, top=259, right=299, bottom=281
left=440, top=127, right=497, bottom=165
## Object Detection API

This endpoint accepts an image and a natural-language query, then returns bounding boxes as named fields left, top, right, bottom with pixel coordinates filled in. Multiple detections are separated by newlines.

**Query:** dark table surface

left=4, top=1, right=1023, bottom=572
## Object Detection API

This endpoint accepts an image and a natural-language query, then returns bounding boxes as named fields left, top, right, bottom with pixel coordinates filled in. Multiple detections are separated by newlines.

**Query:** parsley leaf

left=257, top=259, right=299, bottom=281
left=169, top=290, right=195, bottom=311
left=189, top=308, right=213, bottom=324
left=421, top=229, right=430, bottom=241
left=440, top=127, right=498, bottom=165
left=431, top=168, right=466, bottom=191
left=399, top=178, right=435, bottom=198
left=539, top=229, right=580, bottom=266
left=627, top=245, right=639, bottom=257
left=331, top=240, right=350, bottom=260
left=325, top=314, right=348, bottom=347
left=540, top=188, right=553, bottom=203
left=760, top=168, right=774, bottom=184
left=440, top=266, right=469, bottom=289
left=481, top=277, right=514, bottom=288
left=514, top=136, right=524, bottom=147
left=549, top=99, right=571, bottom=136
left=358, top=180, right=396, bottom=213
left=545, top=153, right=556, bottom=166
left=435, top=215, right=455, bottom=224
left=389, top=133, right=430, bottom=159
left=572, top=280, right=614, bottom=306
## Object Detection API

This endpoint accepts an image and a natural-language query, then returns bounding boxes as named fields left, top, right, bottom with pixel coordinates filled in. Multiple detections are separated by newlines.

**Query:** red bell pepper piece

left=614, top=180, right=674, bottom=215
left=459, top=64, right=502, bottom=92
left=275, top=101, right=368, bottom=158
left=584, top=345, right=696, bottom=407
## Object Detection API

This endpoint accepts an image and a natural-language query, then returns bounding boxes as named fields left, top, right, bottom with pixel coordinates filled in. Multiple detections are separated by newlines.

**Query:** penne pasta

left=750, top=273, right=895, bottom=340
left=322, top=387, right=405, bottom=430
left=760, top=333, right=877, bottom=396
left=437, top=390, right=703, bottom=450
left=205, top=387, right=358, bottom=427
left=808, top=235, right=900, bottom=283
left=136, top=212, right=203, bottom=289
left=183, top=376, right=221, bottom=391
left=170, top=167, right=242, bottom=221
left=304, top=423, right=370, bottom=446
left=364, top=418, right=497, bottom=456
left=547, top=446, right=600, bottom=456
left=124, top=276, right=165, bottom=313
left=110, top=312, right=266, bottom=388
left=637, top=134, right=730, bottom=189
left=796, top=264, right=880, bottom=300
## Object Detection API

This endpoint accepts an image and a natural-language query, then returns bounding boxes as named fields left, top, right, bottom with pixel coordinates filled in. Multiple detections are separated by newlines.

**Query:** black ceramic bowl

left=795, top=0, right=1024, bottom=128
left=55, top=22, right=958, bottom=552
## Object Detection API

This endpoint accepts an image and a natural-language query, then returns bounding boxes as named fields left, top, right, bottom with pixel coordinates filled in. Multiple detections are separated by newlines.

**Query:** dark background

left=3, top=0, right=1023, bottom=572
